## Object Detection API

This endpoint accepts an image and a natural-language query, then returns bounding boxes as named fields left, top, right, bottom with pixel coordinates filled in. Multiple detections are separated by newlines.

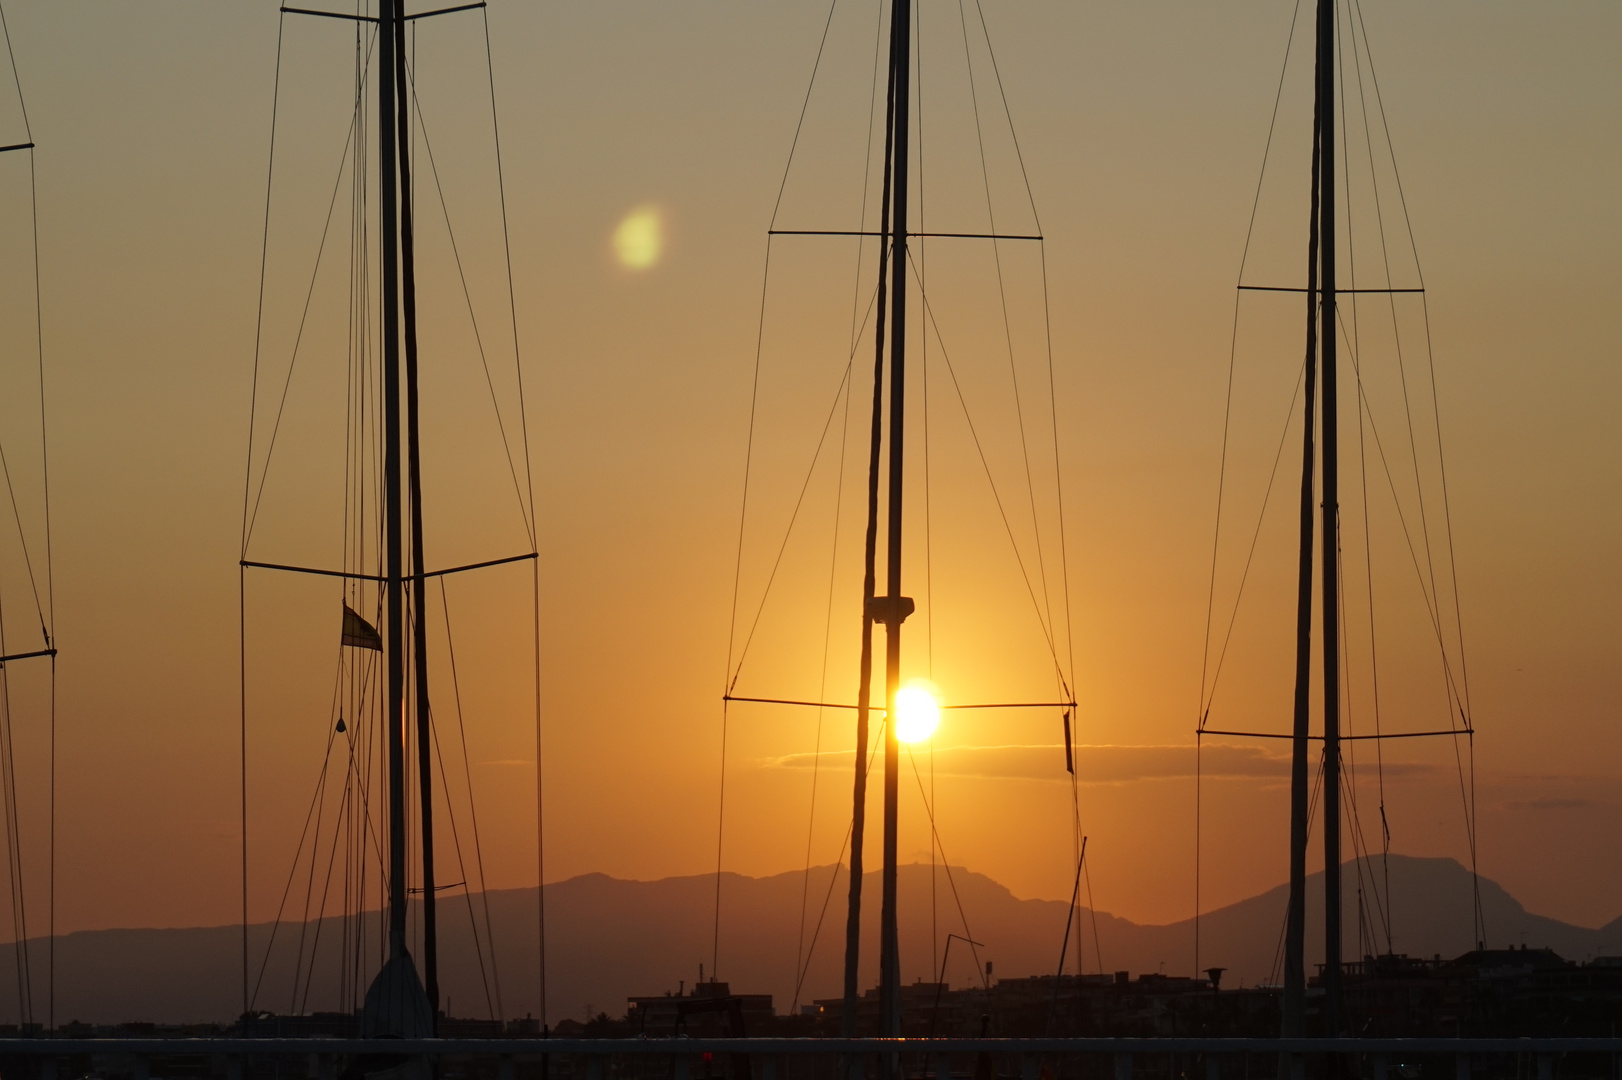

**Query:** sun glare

left=613, top=205, right=663, bottom=270
left=895, top=683, right=939, bottom=744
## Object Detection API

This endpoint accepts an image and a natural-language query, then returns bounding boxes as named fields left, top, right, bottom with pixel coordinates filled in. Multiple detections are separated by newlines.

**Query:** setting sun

left=894, top=683, right=939, bottom=743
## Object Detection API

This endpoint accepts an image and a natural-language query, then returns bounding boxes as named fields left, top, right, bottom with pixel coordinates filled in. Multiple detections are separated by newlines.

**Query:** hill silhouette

left=22, top=855, right=1622, bottom=1025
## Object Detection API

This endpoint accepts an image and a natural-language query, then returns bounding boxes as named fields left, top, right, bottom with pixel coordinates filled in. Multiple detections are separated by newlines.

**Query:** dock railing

left=0, top=1038, right=1611, bottom=1080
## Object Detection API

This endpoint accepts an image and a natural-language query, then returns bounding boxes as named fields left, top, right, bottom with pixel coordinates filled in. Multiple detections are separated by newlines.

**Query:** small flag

left=342, top=604, right=382, bottom=651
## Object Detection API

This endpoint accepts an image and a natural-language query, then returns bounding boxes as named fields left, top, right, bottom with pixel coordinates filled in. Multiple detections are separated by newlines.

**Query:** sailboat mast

left=1281, top=0, right=1327, bottom=1038
left=1316, top=0, right=1344, bottom=1036
left=840, top=9, right=901, bottom=1034
left=378, top=0, right=409, bottom=961
left=878, top=0, right=913, bottom=1041
left=842, top=0, right=912, bottom=1037
left=393, top=9, right=439, bottom=1022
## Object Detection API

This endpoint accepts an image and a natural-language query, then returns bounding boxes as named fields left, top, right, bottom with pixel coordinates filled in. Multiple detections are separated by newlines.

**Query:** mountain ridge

left=14, top=855, right=1619, bottom=1025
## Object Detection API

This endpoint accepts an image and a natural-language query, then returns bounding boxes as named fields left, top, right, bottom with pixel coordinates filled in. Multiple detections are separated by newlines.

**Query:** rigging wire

left=954, top=0, right=1058, bottom=667
left=0, top=599, right=28, bottom=1023
left=904, top=745, right=988, bottom=989
left=792, top=715, right=884, bottom=1011
left=428, top=703, right=496, bottom=1019
left=1193, top=0, right=1303, bottom=971
left=794, top=0, right=888, bottom=1011
left=288, top=721, right=337, bottom=1012
left=440, top=577, right=503, bottom=1018
left=244, top=59, right=373, bottom=551
left=1343, top=18, right=1394, bottom=949
left=339, top=0, right=375, bottom=1009
left=1336, top=11, right=1396, bottom=955
left=714, top=216, right=785, bottom=986
left=477, top=2, right=550, bottom=1018
left=727, top=286, right=880, bottom=687
left=716, top=329, right=873, bottom=978
left=240, top=6, right=290, bottom=1022
left=916, top=0, right=939, bottom=986
left=1334, top=311, right=1468, bottom=707
left=1337, top=309, right=1481, bottom=946
left=0, top=0, right=51, bottom=1026
left=1267, top=754, right=1326, bottom=988
left=907, top=252, right=1068, bottom=687
left=1332, top=15, right=1384, bottom=959
left=297, top=778, right=350, bottom=1015
left=1347, top=0, right=1481, bottom=940
left=792, top=344, right=856, bottom=1010
left=251, top=722, right=342, bottom=1010
left=1083, top=846, right=1103, bottom=975
left=1198, top=0, right=1307, bottom=716
left=401, top=56, right=535, bottom=549
left=769, top=0, right=843, bottom=230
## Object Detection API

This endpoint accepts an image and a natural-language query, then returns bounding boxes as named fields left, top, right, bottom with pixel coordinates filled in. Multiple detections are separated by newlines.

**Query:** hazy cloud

left=765, top=743, right=1440, bottom=784
left=1507, top=796, right=1593, bottom=811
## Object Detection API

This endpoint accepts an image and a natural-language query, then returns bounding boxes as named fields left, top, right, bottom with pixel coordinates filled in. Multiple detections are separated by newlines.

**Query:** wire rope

left=1267, top=754, right=1325, bottom=988
left=718, top=339, right=869, bottom=982
left=727, top=282, right=883, bottom=688
left=792, top=338, right=857, bottom=1009
left=401, top=58, right=535, bottom=547
left=428, top=708, right=496, bottom=1020
left=239, top=7, right=292, bottom=1022
left=1193, top=0, right=1303, bottom=966
left=1341, top=5, right=1395, bottom=954
left=297, top=777, right=350, bottom=1015
left=769, top=0, right=842, bottom=230
left=0, top=0, right=50, bottom=1019
left=792, top=0, right=888, bottom=1011
left=908, top=253, right=1067, bottom=685
left=0, top=600, right=27, bottom=1023
left=474, top=13, right=547, bottom=1004
left=243, top=74, right=371, bottom=551
left=1348, top=0, right=1481, bottom=939
left=713, top=219, right=783, bottom=980
left=1198, top=0, right=1305, bottom=722
left=1335, top=315, right=1481, bottom=953
left=439, top=577, right=503, bottom=1018
left=915, top=0, right=940, bottom=986
left=904, top=746, right=988, bottom=989
left=954, top=0, right=1058, bottom=661
left=288, top=728, right=336, bottom=1012
left=251, top=723, right=341, bottom=1010
left=791, top=725, right=884, bottom=1010
left=1331, top=11, right=1391, bottom=965
left=1335, top=311, right=1466, bottom=705
left=1083, top=849, right=1103, bottom=976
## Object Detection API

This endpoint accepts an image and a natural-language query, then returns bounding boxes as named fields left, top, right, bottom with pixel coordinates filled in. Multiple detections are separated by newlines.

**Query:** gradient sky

left=0, top=0, right=1612, bottom=959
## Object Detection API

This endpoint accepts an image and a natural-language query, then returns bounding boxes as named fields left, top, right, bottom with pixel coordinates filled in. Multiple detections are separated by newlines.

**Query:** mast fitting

left=864, top=595, right=915, bottom=625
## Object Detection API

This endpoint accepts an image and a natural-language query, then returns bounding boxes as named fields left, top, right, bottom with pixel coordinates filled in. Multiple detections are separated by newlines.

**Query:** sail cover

left=342, top=603, right=383, bottom=651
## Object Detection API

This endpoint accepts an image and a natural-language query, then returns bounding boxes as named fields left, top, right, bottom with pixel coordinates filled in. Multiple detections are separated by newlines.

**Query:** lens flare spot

left=613, top=205, right=663, bottom=270
left=895, top=683, right=939, bottom=744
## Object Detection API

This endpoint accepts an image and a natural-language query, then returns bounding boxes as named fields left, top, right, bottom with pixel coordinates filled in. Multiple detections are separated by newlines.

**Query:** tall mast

left=877, top=0, right=913, bottom=1041
left=393, top=9, right=439, bottom=1024
left=1316, top=0, right=1343, bottom=1036
left=842, top=0, right=913, bottom=1038
left=839, top=0, right=901, bottom=1033
left=1281, top=0, right=1326, bottom=1037
left=1281, top=0, right=1340, bottom=1038
left=378, top=0, right=409, bottom=963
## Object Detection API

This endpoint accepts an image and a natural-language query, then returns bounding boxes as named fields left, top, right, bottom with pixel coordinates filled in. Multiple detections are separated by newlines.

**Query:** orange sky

left=0, top=0, right=1612, bottom=958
